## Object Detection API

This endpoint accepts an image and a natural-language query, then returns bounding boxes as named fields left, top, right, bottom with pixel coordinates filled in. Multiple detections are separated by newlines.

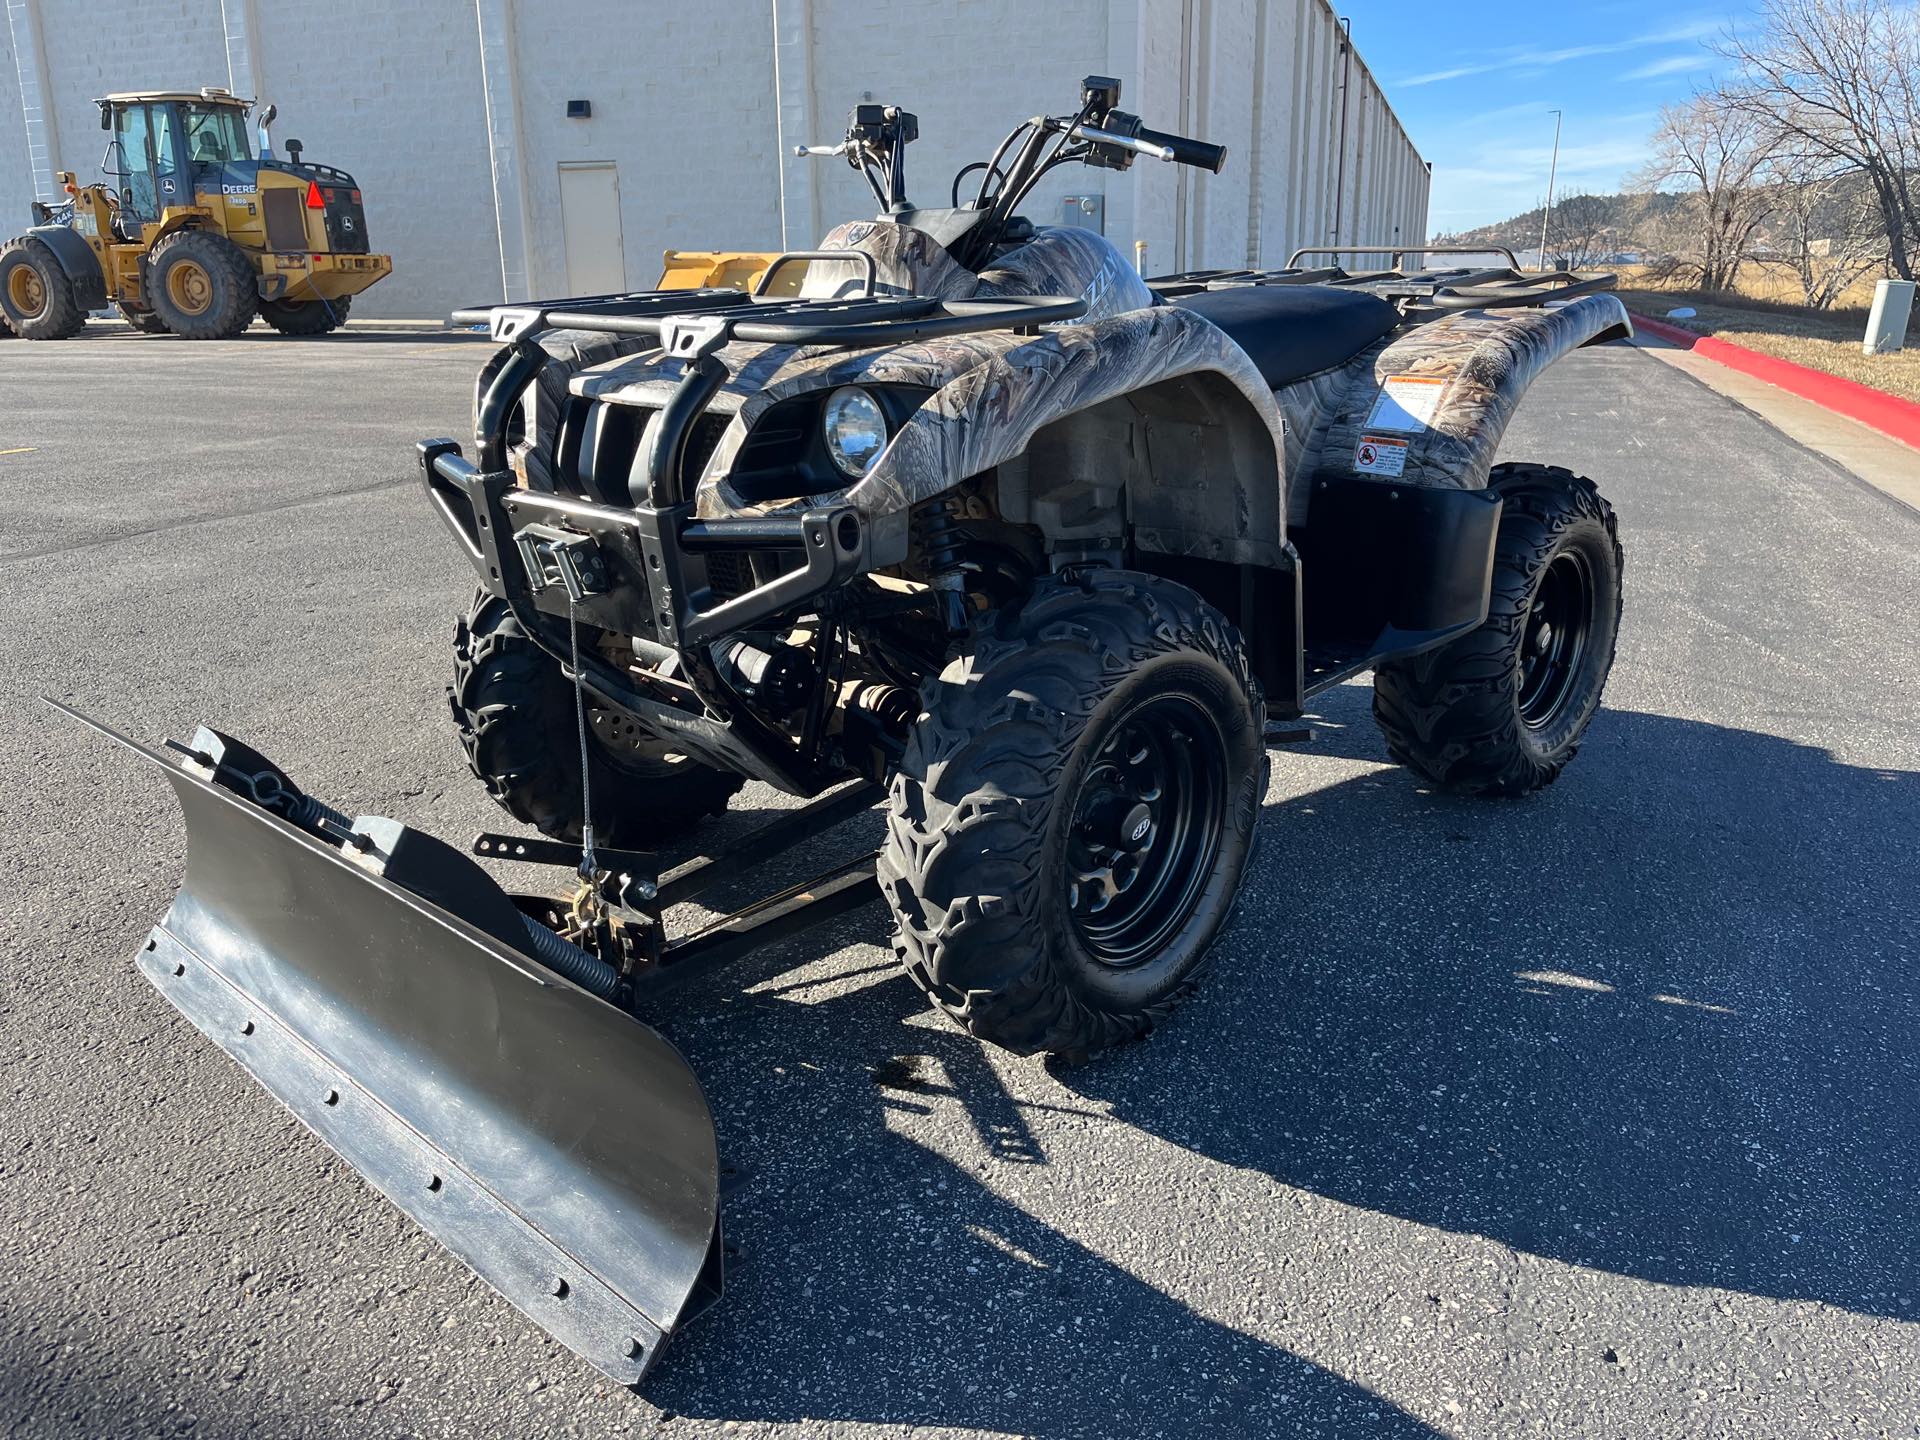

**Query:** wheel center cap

left=1118, top=801, right=1155, bottom=851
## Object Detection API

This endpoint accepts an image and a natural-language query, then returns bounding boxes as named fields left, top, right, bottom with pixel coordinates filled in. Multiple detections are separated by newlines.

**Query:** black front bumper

left=419, top=438, right=867, bottom=794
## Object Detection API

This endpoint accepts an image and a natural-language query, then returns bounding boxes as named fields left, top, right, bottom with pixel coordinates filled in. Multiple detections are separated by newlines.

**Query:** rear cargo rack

left=1151, top=251, right=1615, bottom=318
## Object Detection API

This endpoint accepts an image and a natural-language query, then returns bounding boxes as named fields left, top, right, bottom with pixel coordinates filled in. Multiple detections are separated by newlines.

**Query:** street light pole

left=1538, top=109, right=1563, bottom=272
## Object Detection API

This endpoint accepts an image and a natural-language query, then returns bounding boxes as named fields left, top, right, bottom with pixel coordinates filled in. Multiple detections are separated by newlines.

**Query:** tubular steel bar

left=652, top=780, right=885, bottom=910
left=1286, top=243, right=1523, bottom=270
left=646, top=853, right=883, bottom=991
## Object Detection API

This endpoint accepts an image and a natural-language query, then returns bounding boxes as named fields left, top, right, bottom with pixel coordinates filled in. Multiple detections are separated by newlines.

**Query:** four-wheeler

left=0, top=87, right=390, bottom=339
left=74, top=77, right=1629, bottom=1388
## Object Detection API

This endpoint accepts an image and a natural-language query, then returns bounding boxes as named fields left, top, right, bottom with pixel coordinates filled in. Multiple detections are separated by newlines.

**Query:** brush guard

left=54, top=699, right=886, bottom=1391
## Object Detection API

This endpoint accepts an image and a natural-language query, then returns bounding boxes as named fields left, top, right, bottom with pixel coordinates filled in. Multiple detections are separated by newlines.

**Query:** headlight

left=821, top=386, right=888, bottom=479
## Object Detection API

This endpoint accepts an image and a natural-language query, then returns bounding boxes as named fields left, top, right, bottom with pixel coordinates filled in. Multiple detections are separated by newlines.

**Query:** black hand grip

left=1135, top=125, right=1227, bottom=173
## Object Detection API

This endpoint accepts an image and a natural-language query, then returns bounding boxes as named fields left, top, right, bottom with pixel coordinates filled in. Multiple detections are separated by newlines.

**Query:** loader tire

left=147, top=230, right=257, bottom=339
left=881, top=571, right=1267, bottom=1058
left=1372, top=463, right=1622, bottom=796
left=116, top=302, right=169, bottom=334
left=449, top=593, right=742, bottom=849
left=261, top=295, right=348, bottom=335
left=0, top=238, right=86, bottom=340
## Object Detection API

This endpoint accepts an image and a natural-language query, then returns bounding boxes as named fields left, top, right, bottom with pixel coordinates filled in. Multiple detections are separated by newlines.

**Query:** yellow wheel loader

left=0, top=88, right=391, bottom=340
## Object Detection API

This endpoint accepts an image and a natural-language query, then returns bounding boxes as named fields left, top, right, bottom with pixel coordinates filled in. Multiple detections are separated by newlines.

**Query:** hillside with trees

left=1431, top=0, right=1918, bottom=312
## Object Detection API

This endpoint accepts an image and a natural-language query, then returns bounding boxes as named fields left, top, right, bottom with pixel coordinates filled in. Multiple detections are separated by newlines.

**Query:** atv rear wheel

left=0, top=238, right=86, bottom=339
left=116, top=302, right=169, bottom=334
left=449, top=593, right=742, bottom=849
left=147, top=230, right=257, bottom=339
left=881, top=570, right=1267, bottom=1057
left=261, top=295, right=349, bottom=335
left=1372, top=463, right=1622, bottom=795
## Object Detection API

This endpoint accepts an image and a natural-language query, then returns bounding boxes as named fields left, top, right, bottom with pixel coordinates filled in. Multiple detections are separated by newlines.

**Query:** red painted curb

left=1628, top=311, right=1920, bottom=450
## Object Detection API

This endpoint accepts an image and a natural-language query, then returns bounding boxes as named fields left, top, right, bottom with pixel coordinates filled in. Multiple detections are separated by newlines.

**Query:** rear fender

left=1284, top=293, right=1631, bottom=524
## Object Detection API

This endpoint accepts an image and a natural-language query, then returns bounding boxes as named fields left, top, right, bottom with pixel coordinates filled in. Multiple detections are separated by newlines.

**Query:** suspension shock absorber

left=913, top=497, right=973, bottom=634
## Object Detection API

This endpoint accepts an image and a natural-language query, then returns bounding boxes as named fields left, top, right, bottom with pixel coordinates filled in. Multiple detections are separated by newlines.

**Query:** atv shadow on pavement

left=1057, top=693, right=1920, bottom=1323
left=646, top=925, right=1445, bottom=1437
left=639, top=696, right=1914, bottom=1433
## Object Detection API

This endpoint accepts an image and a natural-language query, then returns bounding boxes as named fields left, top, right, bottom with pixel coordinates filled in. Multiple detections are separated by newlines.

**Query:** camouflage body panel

left=483, top=217, right=1628, bottom=559
left=1273, top=293, right=1631, bottom=525
left=581, top=305, right=1281, bottom=567
left=801, top=221, right=977, bottom=300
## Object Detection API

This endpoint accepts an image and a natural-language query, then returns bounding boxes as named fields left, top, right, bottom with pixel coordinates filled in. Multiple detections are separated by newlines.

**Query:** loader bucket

left=56, top=701, right=722, bottom=1387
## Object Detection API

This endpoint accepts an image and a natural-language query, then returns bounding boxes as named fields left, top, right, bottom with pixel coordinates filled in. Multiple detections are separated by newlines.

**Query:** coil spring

left=912, top=498, right=966, bottom=579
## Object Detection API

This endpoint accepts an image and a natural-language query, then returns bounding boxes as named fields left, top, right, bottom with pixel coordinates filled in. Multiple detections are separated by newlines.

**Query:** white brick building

left=2, top=0, right=1428, bottom=318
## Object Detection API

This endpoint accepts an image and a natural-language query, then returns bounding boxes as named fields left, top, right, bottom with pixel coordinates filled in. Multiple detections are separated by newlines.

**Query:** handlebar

left=1063, top=124, right=1173, bottom=162
left=1060, top=113, right=1226, bottom=173
left=1133, top=125, right=1227, bottom=174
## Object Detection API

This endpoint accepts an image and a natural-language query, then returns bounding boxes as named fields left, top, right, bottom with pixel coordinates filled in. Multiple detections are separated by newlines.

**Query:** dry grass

left=1613, top=286, right=1920, bottom=405
left=1613, top=263, right=1887, bottom=309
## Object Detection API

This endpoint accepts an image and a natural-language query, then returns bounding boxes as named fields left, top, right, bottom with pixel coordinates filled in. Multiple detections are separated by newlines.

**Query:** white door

left=558, top=162, right=627, bottom=297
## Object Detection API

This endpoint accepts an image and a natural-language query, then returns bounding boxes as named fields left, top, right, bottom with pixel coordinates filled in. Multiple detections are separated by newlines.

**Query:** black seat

left=1169, top=284, right=1400, bottom=387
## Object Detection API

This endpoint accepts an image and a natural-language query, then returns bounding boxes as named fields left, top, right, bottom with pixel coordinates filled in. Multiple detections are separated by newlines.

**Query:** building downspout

left=218, top=0, right=266, bottom=107
left=1244, top=0, right=1269, bottom=266
left=1173, top=0, right=1192, bottom=272
left=770, top=0, right=821, bottom=250
left=1330, top=14, right=1351, bottom=245
left=5, top=0, right=59, bottom=202
left=474, top=0, right=532, bottom=301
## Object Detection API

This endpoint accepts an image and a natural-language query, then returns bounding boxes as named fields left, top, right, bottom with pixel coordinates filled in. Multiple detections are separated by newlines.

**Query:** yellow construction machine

left=0, top=88, right=391, bottom=340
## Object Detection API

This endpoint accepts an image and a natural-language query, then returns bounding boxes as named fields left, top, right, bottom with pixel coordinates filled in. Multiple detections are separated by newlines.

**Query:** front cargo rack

left=454, top=271, right=1087, bottom=351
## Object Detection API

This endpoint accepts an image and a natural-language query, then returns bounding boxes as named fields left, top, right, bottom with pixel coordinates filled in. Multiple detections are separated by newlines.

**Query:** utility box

left=1863, top=278, right=1915, bottom=356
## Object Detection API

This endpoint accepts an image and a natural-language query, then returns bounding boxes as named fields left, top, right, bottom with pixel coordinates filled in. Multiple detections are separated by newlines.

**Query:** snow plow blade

left=58, top=701, right=721, bottom=1387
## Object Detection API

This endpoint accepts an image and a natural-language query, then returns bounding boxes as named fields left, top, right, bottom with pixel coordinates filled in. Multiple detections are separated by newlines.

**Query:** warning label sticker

left=1364, top=374, right=1447, bottom=432
left=1354, top=435, right=1409, bottom=477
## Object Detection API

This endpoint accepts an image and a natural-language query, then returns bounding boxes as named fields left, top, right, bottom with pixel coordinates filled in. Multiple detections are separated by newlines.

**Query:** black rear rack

left=1150, top=258, right=1615, bottom=318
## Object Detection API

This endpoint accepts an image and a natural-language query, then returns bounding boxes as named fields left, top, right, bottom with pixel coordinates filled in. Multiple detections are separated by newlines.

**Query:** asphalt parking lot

left=2, top=320, right=1917, bottom=1439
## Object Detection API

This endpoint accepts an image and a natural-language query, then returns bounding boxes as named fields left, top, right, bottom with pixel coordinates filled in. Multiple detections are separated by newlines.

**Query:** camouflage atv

left=77, top=78, right=1628, bottom=1387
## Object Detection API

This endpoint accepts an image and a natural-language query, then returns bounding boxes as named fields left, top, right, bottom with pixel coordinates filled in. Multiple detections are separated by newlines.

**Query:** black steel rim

left=1518, top=548, right=1594, bottom=729
left=1065, top=692, right=1228, bottom=968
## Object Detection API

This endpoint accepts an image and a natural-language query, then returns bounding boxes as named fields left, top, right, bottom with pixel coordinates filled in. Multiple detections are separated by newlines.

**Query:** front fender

left=693, top=305, right=1284, bottom=564
left=23, top=225, right=107, bottom=310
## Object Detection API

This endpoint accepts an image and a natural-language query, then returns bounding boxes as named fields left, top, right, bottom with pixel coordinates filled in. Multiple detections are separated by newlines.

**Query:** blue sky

left=1352, top=0, right=1747, bottom=233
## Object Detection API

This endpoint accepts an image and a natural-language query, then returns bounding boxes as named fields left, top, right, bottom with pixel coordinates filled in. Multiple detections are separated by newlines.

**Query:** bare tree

left=1763, top=152, right=1888, bottom=307
left=1633, top=97, right=1777, bottom=290
left=1716, top=0, right=1920, bottom=279
left=1545, top=194, right=1617, bottom=269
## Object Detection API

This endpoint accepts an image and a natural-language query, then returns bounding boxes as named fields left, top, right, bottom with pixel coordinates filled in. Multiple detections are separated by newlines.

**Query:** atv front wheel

left=1372, top=463, right=1622, bottom=795
left=261, top=296, right=349, bottom=335
left=0, top=238, right=86, bottom=339
left=449, top=593, right=742, bottom=849
left=147, top=231, right=257, bottom=339
left=881, top=571, right=1267, bottom=1057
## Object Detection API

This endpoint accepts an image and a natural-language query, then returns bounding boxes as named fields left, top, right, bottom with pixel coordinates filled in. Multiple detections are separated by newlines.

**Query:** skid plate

left=65, top=703, right=722, bottom=1386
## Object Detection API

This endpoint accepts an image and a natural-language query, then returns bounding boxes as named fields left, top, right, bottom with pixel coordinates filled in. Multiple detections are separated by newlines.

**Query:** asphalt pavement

left=1, top=319, right=1916, bottom=1439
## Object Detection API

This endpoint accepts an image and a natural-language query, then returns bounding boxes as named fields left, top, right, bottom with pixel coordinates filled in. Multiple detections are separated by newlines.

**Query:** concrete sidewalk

left=1632, top=332, right=1920, bottom=513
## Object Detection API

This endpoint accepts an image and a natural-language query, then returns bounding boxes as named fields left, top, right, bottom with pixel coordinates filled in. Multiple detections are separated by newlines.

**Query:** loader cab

left=99, top=91, right=253, bottom=229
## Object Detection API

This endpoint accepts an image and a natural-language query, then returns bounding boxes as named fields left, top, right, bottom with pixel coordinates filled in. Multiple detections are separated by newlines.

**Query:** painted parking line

left=0, top=448, right=37, bottom=457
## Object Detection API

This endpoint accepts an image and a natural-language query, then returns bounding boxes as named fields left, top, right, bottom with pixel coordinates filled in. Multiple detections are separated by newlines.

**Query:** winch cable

left=566, top=595, right=599, bottom=886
